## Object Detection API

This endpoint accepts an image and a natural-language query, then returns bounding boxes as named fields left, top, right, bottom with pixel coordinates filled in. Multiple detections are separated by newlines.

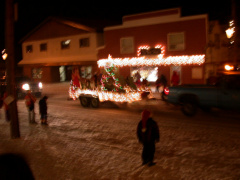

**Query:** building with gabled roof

left=18, top=17, right=105, bottom=82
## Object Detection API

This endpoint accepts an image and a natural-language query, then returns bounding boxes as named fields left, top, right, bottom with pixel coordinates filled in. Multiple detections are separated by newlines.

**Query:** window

left=140, top=48, right=161, bottom=56
left=61, top=40, right=71, bottom=49
left=79, top=38, right=90, bottom=47
left=120, top=37, right=134, bottom=54
left=131, top=67, right=158, bottom=82
left=32, top=68, right=42, bottom=79
left=40, top=43, right=47, bottom=52
left=80, top=66, right=92, bottom=79
left=192, top=67, right=203, bottom=79
left=168, top=32, right=185, bottom=51
left=26, top=45, right=33, bottom=53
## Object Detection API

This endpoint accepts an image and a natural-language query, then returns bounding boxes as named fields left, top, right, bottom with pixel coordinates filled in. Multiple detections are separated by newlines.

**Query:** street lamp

left=1, top=49, right=8, bottom=60
left=224, top=64, right=234, bottom=71
left=225, top=20, right=235, bottom=44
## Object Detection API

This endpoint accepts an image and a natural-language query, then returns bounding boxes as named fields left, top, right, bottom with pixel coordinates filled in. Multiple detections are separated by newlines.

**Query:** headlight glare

left=38, top=82, right=43, bottom=89
left=22, top=83, right=30, bottom=90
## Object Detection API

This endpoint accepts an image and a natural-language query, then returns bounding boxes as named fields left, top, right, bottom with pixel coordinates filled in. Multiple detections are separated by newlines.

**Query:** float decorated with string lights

left=69, top=60, right=153, bottom=108
left=69, top=44, right=205, bottom=108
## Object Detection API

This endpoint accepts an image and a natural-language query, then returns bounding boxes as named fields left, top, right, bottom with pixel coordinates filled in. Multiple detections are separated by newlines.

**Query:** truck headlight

left=38, top=82, right=43, bottom=89
left=22, top=83, right=30, bottom=90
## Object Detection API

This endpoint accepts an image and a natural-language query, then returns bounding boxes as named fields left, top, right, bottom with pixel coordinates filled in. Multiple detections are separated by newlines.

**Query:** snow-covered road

left=0, top=82, right=240, bottom=180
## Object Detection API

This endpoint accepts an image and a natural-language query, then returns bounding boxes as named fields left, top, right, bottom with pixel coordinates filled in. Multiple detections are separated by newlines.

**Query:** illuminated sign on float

left=98, top=45, right=205, bottom=68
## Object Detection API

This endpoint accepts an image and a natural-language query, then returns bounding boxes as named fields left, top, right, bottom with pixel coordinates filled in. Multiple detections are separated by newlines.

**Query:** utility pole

left=231, top=0, right=240, bottom=64
left=5, top=0, right=20, bottom=138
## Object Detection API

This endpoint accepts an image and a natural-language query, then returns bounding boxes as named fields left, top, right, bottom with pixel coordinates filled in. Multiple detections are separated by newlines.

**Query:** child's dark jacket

left=137, top=118, right=160, bottom=144
left=39, top=99, right=47, bottom=114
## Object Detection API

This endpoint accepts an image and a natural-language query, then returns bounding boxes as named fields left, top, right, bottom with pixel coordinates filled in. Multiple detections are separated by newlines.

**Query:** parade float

left=69, top=55, right=153, bottom=108
left=69, top=64, right=152, bottom=108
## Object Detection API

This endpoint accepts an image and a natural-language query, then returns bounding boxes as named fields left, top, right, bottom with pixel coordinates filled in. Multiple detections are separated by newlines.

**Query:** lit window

left=120, top=37, right=134, bottom=54
left=79, top=38, right=90, bottom=47
left=26, top=45, right=33, bottom=53
left=61, top=40, right=71, bottom=49
left=32, top=68, right=42, bottom=79
left=131, top=66, right=158, bottom=82
left=40, top=43, right=47, bottom=52
left=168, top=32, right=185, bottom=51
left=80, top=66, right=92, bottom=79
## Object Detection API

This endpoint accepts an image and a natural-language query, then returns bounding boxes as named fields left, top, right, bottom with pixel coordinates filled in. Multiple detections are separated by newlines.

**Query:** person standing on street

left=137, top=109, right=160, bottom=166
left=171, top=71, right=180, bottom=86
left=39, top=96, right=48, bottom=125
left=25, top=90, right=37, bottom=124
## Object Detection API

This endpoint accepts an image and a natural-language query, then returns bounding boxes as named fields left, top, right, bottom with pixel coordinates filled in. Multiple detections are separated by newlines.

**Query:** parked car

left=15, top=76, right=42, bottom=98
left=165, top=67, right=240, bottom=116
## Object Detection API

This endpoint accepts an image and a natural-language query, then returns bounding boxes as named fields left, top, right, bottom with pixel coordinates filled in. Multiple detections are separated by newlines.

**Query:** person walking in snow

left=25, top=90, right=37, bottom=124
left=39, top=96, right=48, bottom=125
left=137, top=109, right=160, bottom=166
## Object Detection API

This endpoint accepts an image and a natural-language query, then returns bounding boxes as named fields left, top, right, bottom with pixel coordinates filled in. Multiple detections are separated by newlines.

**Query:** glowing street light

left=226, top=28, right=234, bottom=39
left=225, top=20, right=235, bottom=44
left=2, top=49, right=8, bottom=60
left=224, top=64, right=234, bottom=71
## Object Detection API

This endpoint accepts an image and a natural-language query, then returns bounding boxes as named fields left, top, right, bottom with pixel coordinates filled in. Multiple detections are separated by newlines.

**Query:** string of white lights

left=98, top=54, right=205, bottom=68
left=98, top=45, right=204, bottom=68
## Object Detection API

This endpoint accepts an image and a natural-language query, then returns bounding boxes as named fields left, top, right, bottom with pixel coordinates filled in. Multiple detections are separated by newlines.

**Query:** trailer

left=69, top=83, right=152, bottom=108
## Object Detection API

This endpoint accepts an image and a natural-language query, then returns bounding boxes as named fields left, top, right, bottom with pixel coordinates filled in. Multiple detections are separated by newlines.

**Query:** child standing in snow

left=137, top=109, right=160, bottom=166
left=39, top=96, right=48, bottom=125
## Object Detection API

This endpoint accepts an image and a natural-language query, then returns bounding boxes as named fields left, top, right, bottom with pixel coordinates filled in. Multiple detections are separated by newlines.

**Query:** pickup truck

left=0, top=76, right=42, bottom=99
left=165, top=71, right=240, bottom=116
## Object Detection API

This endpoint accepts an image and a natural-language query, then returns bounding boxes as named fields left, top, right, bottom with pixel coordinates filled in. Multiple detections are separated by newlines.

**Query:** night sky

left=0, top=0, right=233, bottom=57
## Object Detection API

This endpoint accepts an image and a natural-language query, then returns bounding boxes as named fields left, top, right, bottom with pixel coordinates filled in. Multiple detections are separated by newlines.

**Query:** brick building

left=98, top=8, right=208, bottom=85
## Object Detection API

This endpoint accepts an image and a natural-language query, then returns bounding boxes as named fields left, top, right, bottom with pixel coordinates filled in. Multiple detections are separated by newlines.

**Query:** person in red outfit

left=171, top=71, right=180, bottom=86
left=25, top=90, right=37, bottom=124
left=72, top=67, right=81, bottom=88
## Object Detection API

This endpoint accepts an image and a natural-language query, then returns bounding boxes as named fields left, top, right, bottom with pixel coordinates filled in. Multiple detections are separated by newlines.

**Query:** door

left=59, top=66, right=66, bottom=82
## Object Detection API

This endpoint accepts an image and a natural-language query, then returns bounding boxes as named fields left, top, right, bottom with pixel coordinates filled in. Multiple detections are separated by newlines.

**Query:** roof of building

left=105, top=8, right=208, bottom=31
left=19, top=16, right=120, bottom=43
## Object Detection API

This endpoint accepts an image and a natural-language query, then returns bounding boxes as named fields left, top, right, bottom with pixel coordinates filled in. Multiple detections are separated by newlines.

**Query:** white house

left=19, top=17, right=105, bottom=82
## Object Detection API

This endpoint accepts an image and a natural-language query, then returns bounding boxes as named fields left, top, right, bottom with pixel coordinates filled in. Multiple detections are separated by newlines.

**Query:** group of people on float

left=71, top=67, right=180, bottom=91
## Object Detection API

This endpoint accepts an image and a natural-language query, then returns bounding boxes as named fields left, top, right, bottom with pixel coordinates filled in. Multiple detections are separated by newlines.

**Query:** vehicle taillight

left=164, top=87, right=169, bottom=95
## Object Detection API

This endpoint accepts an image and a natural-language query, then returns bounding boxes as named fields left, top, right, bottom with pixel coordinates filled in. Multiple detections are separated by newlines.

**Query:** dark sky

left=0, top=0, right=233, bottom=52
